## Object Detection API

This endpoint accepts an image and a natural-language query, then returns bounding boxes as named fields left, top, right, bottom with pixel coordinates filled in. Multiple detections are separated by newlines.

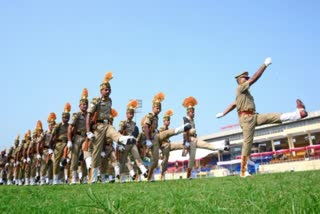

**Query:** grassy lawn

left=1, top=170, right=320, bottom=213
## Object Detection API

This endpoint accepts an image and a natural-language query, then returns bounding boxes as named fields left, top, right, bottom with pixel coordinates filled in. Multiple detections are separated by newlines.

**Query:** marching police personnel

left=0, top=149, right=6, bottom=184
left=142, top=92, right=192, bottom=181
left=118, top=100, right=148, bottom=182
left=37, top=112, right=56, bottom=185
left=183, top=96, right=229, bottom=179
left=27, top=120, right=43, bottom=185
left=100, top=108, right=121, bottom=183
left=68, top=89, right=89, bottom=185
left=22, top=130, right=32, bottom=185
left=85, top=72, right=134, bottom=183
left=13, top=134, right=23, bottom=185
left=5, top=140, right=17, bottom=185
left=216, top=57, right=308, bottom=177
left=158, top=109, right=185, bottom=181
left=51, top=103, right=71, bottom=184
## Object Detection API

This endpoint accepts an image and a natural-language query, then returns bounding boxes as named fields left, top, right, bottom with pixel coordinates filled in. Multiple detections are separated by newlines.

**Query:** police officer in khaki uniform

left=22, top=130, right=32, bottom=185
left=216, top=57, right=308, bottom=177
left=68, top=89, right=89, bottom=185
left=183, top=96, right=228, bottom=179
left=13, top=135, right=23, bottom=185
left=118, top=100, right=148, bottom=182
left=5, top=143, right=16, bottom=185
left=142, top=92, right=192, bottom=181
left=86, top=72, right=134, bottom=183
left=51, top=103, right=71, bottom=185
left=27, top=121, right=43, bottom=185
left=159, top=110, right=185, bottom=181
left=99, top=108, right=121, bottom=183
left=37, top=112, right=56, bottom=185
left=0, top=149, right=6, bottom=184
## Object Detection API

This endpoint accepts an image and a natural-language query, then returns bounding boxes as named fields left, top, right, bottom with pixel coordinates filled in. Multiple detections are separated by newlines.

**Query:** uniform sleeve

left=51, top=124, right=60, bottom=136
left=118, top=120, right=125, bottom=131
left=87, top=98, right=98, bottom=114
left=144, top=113, right=153, bottom=125
left=37, top=132, right=46, bottom=144
left=69, top=113, right=79, bottom=126
left=237, top=81, right=250, bottom=94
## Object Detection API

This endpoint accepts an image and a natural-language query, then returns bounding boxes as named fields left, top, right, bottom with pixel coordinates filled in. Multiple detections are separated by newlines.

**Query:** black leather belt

left=96, top=119, right=108, bottom=124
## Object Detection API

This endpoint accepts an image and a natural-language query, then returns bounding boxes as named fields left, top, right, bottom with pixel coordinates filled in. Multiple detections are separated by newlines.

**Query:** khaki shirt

left=235, top=81, right=256, bottom=112
left=142, top=113, right=158, bottom=133
left=69, top=112, right=87, bottom=133
left=22, top=140, right=30, bottom=157
left=38, top=130, right=53, bottom=148
left=13, top=145, right=22, bottom=159
left=28, top=138, right=39, bottom=155
left=88, top=97, right=112, bottom=121
left=119, top=120, right=137, bottom=136
left=52, top=123, right=68, bottom=142
left=0, top=155, right=6, bottom=166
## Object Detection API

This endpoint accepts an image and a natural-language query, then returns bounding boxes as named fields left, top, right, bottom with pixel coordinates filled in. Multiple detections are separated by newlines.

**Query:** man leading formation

left=216, top=57, right=308, bottom=178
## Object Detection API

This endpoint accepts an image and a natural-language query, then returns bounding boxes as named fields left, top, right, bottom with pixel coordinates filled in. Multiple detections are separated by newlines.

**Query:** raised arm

left=216, top=102, right=236, bottom=118
left=248, top=57, right=272, bottom=86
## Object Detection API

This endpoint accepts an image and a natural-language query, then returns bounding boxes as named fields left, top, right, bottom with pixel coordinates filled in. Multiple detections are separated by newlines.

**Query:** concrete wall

left=259, top=159, right=320, bottom=174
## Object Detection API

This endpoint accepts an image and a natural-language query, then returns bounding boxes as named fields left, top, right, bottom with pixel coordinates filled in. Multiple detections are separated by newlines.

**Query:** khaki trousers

left=29, top=155, right=37, bottom=178
left=188, top=136, right=221, bottom=168
left=70, top=135, right=86, bottom=171
left=239, top=113, right=281, bottom=156
left=149, top=129, right=176, bottom=169
left=53, top=142, right=66, bottom=175
left=100, top=145, right=118, bottom=174
left=92, top=124, right=121, bottom=168
left=6, top=160, right=14, bottom=181
left=24, top=160, right=31, bottom=180
left=0, top=167, right=4, bottom=181
left=40, top=149, right=53, bottom=179
left=120, top=144, right=143, bottom=172
left=14, top=162, right=22, bottom=180
left=160, top=142, right=184, bottom=173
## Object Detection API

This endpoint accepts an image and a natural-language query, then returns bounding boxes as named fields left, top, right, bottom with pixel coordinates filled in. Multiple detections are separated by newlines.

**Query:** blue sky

left=1, top=0, right=319, bottom=149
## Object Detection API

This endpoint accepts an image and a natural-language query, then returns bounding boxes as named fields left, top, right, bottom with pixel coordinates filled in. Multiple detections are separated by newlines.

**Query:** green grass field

left=1, top=170, right=320, bottom=213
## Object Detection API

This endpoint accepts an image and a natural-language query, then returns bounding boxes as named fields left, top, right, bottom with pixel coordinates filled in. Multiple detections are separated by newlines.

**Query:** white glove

left=27, top=157, right=31, bottom=163
left=67, top=141, right=73, bottom=148
left=85, top=157, right=92, bottom=169
left=112, top=142, right=118, bottom=151
left=118, top=145, right=125, bottom=151
left=184, top=142, right=191, bottom=148
left=15, top=161, right=19, bottom=166
left=146, top=140, right=153, bottom=148
left=37, top=154, right=41, bottom=160
left=48, top=149, right=53, bottom=154
left=216, top=112, right=224, bottom=119
left=101, top=151, right=106, bottom=158
left=86, top=132, right=95, bottom=140
left=264, top=57, right=272, bottom=66
left=67, top=158, right=70, bottom=163
left=118, top=136, right=134, bottom=145
left=5, top=163, right=9, bottom=167
left=23, top=159, right=27, bottom=163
